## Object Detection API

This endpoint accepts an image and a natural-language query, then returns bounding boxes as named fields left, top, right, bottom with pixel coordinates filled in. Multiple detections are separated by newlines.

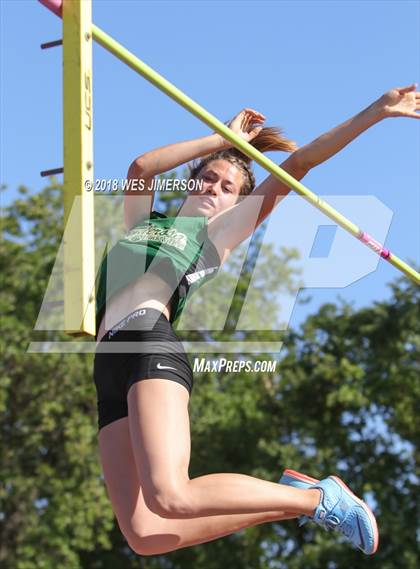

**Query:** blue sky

left=1, top=0, right=419, bottom=331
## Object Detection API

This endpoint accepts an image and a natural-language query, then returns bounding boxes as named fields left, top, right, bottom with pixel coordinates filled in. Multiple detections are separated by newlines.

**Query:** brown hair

left=188, top=126, right=297, bottom=196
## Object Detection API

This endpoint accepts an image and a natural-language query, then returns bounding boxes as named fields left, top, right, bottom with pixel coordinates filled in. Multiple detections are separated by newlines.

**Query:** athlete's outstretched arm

left=209, top=84, right=420, bottom=257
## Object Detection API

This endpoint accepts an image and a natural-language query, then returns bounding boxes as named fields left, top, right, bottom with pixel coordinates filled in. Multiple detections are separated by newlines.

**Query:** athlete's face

left=184, top=160, right=244, bottom=217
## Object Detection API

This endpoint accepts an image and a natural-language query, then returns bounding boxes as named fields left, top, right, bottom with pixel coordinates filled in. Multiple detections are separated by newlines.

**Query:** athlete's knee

left=125, top=530, right=171, bottom=556
left=120, top=517, right=171, bottom=556
left=124, top=517, right=185, bottom=555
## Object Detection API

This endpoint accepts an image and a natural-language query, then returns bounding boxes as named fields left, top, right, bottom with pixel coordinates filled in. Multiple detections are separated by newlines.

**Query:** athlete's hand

left=226, top=108, right=266, bottom=140
left=374, top=84, right=420, bottom=119
left=216, top=108, right=266, bottom=148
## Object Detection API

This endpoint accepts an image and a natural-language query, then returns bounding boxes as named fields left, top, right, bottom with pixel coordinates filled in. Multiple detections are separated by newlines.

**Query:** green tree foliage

left=1, top=183, right=116, bottom=569
left=1, top=181, right=418, bottom=569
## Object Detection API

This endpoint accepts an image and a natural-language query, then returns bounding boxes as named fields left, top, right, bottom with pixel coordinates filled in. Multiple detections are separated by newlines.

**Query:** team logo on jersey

left=125, top=225, right=187, bottom=251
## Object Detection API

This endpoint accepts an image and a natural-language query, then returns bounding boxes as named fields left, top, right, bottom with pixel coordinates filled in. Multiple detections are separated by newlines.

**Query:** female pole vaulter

left=93, top=84, right=419, bottom=556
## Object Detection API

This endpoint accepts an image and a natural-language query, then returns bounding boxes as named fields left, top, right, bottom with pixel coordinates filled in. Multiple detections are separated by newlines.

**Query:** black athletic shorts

left=93, top=307, right=193, bottom=431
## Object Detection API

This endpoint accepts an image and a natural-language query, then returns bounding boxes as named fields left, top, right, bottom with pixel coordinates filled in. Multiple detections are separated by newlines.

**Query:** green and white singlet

left=95, top=211, right=221, bottom=330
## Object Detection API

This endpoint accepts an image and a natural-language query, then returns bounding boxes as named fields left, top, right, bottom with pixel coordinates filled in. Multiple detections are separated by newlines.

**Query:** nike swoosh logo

left=157, top=363, right=177, bottom=371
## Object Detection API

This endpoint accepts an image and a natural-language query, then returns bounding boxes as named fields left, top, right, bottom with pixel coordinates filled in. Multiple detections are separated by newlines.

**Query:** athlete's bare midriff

left=96, top=272, right=175, bottom=345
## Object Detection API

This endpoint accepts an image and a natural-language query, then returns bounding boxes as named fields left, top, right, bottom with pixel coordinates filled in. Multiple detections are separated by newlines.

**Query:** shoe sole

left=281, top=469, right=320, bottom=485
left=330, top=475, right=379, bottom=555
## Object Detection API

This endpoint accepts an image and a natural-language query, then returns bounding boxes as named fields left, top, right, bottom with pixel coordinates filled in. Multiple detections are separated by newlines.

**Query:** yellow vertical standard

left=62, top=0, right=95, bottom=335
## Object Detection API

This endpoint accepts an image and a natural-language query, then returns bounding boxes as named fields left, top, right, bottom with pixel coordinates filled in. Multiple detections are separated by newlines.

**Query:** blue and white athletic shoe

left=311, top=476, right=379, bottom=555
left=279, top=470, right=379, bottom=555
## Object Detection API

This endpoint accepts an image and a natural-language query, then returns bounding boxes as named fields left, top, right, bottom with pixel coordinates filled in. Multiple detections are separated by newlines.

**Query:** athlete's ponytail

left=244, top=125, right=297, bottom=159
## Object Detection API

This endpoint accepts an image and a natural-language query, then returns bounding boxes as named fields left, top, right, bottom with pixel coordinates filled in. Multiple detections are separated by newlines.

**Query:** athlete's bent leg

left=99, top=416, right=300, bottom=555
left=123, top=378, right=318, bottom=549
left=127, top=378, right=319, bottom=519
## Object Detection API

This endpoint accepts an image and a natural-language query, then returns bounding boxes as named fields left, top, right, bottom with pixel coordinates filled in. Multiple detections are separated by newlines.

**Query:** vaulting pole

left=39, top=0, right=420, bottom=296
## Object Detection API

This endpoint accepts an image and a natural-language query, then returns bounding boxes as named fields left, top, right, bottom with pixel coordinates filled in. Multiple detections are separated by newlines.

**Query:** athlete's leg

left=99, top=415, right=300, bottom=556
left=123, top=378, right=319, bottom=550
left=128, top=378, right=319, bottom=519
